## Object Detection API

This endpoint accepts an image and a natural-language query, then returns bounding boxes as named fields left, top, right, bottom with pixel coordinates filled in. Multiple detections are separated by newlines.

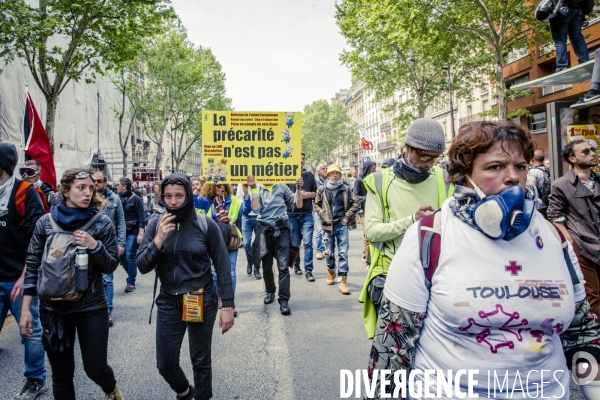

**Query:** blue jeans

left=550, top=7, right=589, bottom=72
left=212, top=249, right=238, bottom=294
left=103, top=273, right=114, bottom=314
left=313, top=210, right=324, bottom=253
left=0, top=281, right=46, bottom=382
left=288, top=213, right=314, bottom=272
left=120, top=234, right=138, bottom=286
left=155, top=285, right=218, bottom=400
left=242, top=216, right=258, bottom=265
left=324, top=225, right=350, bottom=276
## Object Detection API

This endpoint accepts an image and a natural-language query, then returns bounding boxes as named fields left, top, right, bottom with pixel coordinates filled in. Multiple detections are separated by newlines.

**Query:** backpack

left=533, top=166, right=551, bottom=209
left=535, top=0, right=564, bottom=22
left=37, top=214, right=102, bottom=304
left=418, top=212, right=580, bottom=289
left=15, top=181, right=50, bottom=226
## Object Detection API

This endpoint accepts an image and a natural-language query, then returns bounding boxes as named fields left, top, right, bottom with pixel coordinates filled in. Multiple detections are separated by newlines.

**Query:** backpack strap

left=16, top=181, right=32, bottom=226
left=418, top=212, right=442, bottom=289
left=148, top=213, right=208, bottom=324
left=546, top=221, right=580, bottom=286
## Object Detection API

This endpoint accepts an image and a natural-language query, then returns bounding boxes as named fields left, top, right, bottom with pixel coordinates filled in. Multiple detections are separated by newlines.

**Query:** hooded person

left=354, top=160, right=376, bottom=266
left=137, top=172, right=234, bottom=400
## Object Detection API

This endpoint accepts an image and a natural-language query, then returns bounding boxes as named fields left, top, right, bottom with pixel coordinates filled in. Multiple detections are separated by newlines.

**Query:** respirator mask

left=465, top=176, right=535, bottom=241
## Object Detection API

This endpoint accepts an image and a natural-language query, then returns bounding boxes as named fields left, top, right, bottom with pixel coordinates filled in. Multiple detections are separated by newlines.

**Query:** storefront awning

left=511, top=59, right=594, bottom=90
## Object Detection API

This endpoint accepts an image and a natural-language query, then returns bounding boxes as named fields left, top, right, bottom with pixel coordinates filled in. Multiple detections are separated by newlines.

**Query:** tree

left=336, top=0, right=483, bottom=131
left=111, top=68, right=136, bottom=176
left=428, top=0, right=549, bottom=120
left=302, top=100, right=356, bottom=168
left=128, top=21, right=231, bottom=175
left=0, top=0, right=172, bottom=149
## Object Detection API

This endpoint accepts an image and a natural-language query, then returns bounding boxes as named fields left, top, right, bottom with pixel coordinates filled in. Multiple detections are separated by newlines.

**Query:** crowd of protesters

left=2, top=117, right=600, bottom=399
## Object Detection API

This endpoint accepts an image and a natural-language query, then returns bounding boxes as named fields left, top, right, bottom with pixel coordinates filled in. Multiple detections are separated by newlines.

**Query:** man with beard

left=359, top=118, right=451, bottom=338
left=549, top=138, right=600, bottom=316
left=94, top=170, right=125, bottom=326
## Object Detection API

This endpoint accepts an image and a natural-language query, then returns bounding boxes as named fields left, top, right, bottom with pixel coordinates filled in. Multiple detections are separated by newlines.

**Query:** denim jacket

left=101, top=188, right=126, bottom=248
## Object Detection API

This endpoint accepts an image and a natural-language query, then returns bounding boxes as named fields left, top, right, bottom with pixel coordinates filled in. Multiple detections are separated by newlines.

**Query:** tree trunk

left=154, top=142, right=162, bottom=180
left=493, top=47, right=508, bottom=121
left=45, top=95, right=58, bottom=152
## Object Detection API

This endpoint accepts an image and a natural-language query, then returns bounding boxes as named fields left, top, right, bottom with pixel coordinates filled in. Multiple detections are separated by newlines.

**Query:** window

left=467, top=105, right=473, bottom=117
left=529, top=112, right=547, bottom=133
left=510, top=117, right=521, bottom=125
left=482, top=100, right=489, bottom=111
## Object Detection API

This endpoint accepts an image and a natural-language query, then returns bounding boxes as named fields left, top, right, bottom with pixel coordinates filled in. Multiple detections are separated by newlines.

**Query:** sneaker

left=316, top=251, right=324, bottom=260
left=305, top=272, right=315, bottom=282
left=104, top=384, right=124, bottom=400
left=124, top=284, right=135, bottom=293
left=571, top=91, right=600, bottom=109
left=294, top=265, right=302, bottom=275
left=253, top=267, right=262, bottom=280
left=246, top=263, right=252, bottom=275
left=108, top=314, right=114, bottom=328
left=14, top=378, right=47, bottom=400
left=176, top=385, right=195, bottom=400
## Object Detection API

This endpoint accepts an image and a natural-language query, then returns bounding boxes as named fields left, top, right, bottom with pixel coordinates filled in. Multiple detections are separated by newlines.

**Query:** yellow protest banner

left=201, top=111, right=302, bottom=184
left=567, top=124, right=600, bottom=172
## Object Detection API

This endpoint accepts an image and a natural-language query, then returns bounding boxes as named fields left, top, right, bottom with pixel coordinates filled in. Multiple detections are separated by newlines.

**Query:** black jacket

left=286, top=168, right=318, bottom=215
left=353, top=161, right=375, bottom=212
left=136, top=173, right=234, bottom=307
left=120, top=192, right=145, bottom=235
left=0, top=178, right=46, bottom=281
left=23, top=213, right=119, bottom=314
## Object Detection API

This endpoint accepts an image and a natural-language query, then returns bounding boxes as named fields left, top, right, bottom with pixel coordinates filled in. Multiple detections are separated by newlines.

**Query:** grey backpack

left=37, top=214, right=101, bottom=304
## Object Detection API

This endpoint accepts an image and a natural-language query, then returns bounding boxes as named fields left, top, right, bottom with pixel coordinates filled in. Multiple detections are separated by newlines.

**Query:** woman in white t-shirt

left=368, top=121, right=600, bottom=399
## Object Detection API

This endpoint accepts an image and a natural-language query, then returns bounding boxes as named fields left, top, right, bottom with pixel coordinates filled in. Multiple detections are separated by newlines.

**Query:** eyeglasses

left=415, top=148, right=444, bottom=162
left=582, top=147, right=598, bottom=156
left=215, top=184, right=224, bottom=188
left=95, top=178, right=107, bottom=183
left=19, top=167, right=39, bottom=178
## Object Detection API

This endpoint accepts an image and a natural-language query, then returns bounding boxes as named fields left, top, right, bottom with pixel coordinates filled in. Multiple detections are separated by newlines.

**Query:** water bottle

left=75, top=246, right=89, bottom=291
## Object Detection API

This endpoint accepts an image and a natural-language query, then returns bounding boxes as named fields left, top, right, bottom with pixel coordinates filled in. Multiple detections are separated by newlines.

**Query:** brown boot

left=326, top=269, right=336, bottom=285
left=339, top=276, right=350, bottom=295
left=105, top=384, right=124, bottom=400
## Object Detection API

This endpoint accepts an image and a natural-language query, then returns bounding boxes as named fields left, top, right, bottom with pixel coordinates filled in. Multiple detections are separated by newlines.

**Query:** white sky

left=172, top=0, right=352, bottom=112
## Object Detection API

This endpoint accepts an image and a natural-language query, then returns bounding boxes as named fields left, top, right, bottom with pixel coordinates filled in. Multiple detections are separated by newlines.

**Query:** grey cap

left=405, top=118, right=446, bottom=152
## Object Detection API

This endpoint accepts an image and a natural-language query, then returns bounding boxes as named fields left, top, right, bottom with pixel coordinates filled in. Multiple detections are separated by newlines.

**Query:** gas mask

left=465, top=176, right=535, bottom=241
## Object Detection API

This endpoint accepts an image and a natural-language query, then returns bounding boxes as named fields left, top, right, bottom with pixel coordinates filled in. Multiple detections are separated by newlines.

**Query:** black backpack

left=535, top=0, right=564, bottom=22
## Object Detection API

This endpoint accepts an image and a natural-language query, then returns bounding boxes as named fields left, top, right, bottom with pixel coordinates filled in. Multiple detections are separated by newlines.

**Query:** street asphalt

left=0, top=227, right=586, bottom=399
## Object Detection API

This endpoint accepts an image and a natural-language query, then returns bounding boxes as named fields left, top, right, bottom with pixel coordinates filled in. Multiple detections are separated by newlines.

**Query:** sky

left=171, top=0, right=352, bottom=112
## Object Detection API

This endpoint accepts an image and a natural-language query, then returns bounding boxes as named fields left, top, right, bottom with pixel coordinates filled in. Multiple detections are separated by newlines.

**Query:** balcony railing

left=377, top=141, right=396, bottom=151
left=380, top=121, right=391, bottom=131
left=459, top=112, right=496, bottom=126
left=542, top=84, right=572, bottom=96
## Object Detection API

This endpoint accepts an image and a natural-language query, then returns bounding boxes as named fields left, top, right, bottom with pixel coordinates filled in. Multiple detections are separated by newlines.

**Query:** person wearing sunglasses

left=359, top=118, right=452, bottom=339
left=548, top=138, right=600, bottom=318
left=20, top=168, right=122, bottom=399
left=20, top=159, right=55, bottom=207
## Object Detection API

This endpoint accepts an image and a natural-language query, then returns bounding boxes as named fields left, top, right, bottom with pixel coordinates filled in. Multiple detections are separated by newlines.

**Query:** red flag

left=24, top=93, right=56, bottom=190
left=358, top=124, right=374, bottom=150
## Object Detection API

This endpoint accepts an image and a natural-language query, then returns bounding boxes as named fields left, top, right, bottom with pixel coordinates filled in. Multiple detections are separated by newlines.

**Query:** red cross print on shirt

left=505, top=261, right=522, bottom=276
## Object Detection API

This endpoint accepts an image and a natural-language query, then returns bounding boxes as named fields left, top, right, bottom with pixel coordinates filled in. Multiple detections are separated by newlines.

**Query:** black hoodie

left=136, top=173, right=234, bottom=307
left=353, top=161, right=375, bottom=212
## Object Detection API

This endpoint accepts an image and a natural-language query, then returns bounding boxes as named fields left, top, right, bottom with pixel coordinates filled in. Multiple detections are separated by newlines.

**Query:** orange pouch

left=182, top=288, right=204, bottom=322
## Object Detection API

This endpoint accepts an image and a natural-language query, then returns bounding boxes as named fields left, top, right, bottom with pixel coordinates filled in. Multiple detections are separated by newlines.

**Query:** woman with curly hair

left=195, top=182, right=251, bottom=316
left=366, top=121, right=600, bottom=399
left=20, top=168, right=122, bottom=399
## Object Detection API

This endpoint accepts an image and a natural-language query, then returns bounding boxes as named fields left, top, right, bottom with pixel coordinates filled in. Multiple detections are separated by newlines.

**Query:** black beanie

left=0, top=143, right=18, bottom=176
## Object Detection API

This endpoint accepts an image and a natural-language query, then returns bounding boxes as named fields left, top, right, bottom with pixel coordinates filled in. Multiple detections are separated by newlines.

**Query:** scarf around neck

left=0, top=175, right=16, bottom=212
left=50, top=203, right=99, bottom=231
left=325, top=178, right=344, bottom=191
left=213, top=195, right=230, bottom=224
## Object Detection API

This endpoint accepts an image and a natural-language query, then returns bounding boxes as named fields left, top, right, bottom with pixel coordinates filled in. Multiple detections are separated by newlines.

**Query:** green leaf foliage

left=302, top=100, right=356, bottom=168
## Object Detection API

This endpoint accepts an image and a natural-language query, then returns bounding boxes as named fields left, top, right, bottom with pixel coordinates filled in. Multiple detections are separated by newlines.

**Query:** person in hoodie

left=20, top=168, right=122, bottom=399
left=353, top=160, right=376, bottom=267
left=137, top=173, right=234, bottom=400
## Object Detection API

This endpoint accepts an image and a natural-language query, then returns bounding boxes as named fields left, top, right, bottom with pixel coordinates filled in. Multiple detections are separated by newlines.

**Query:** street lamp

left=442, top=65, right=455, bottom=139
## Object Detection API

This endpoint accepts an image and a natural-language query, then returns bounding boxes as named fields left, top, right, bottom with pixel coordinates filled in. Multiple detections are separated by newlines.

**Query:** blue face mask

left=466, top=176, right=535, bottom=241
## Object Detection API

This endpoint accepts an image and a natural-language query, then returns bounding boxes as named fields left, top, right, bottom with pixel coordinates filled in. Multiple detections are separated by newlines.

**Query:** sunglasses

left=581, top=147, right=598, bottom=156
left=215, top=184, right=224, bottom=189
left=19, top=167, right=39, bottom=178
left=415, top=148, right=444, bottom=162
left=163, top=178, right=185, bottom=186
left=96, top=178, right=107, bottom=183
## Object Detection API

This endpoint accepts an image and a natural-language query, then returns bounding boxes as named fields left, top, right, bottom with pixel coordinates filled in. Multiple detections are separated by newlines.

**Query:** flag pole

left=20, top=85, right=29, bottom=166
